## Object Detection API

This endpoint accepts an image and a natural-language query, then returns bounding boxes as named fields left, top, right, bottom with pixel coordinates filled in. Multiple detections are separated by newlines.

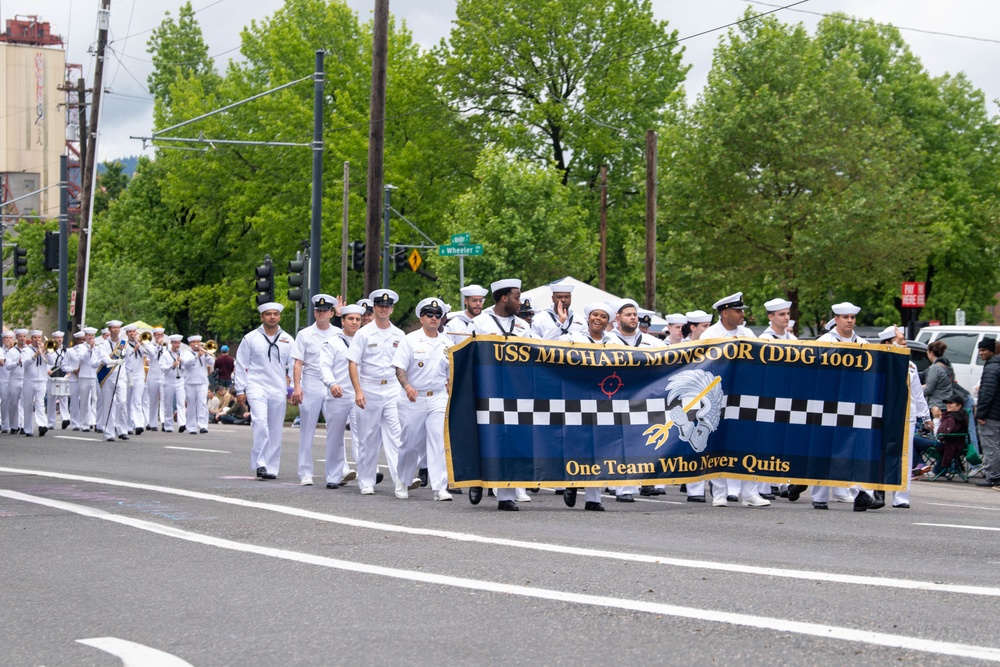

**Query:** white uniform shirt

left=345, top=321, right=405, bottom=381
left=180, top=349, right=213, bottom=385
left=291, top=323, right=343, bottom=384
left=608, top=330, right=666, bottom=348
left=702, top=321, right=756, bottom=339
left=77, top=344, right=98, bottom=380
left=22, top=346, right=53, bottom=382
left=562, top=331, right=616, bottom=345
left=141, top=342, right=166, bottom=380
left=817, top=330, right=867, bottom=344
left=760, top=326, right=798, bottom=340
left=125, top=341, right=146, bottom=379
left=94, top=338, right=128, bottom=381
left=444, top=312, right=474, bottom=344
left=909, top=361, right=930, bottom=421
left=319, top=332, right=355, bottom=394
left=160, top=348, right=185, bottom=383
left=6, top=345, right=27, bottom=382
left=234, top=326, right=294, bottom=395
left=472, top=311, right=535, bottom=338
left=531, top=307, right=586, bottom=340
left=392, top=329, right=452, bottom=391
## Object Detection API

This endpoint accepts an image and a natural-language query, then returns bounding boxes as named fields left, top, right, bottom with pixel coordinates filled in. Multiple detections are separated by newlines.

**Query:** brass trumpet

left=204, top=339, right=218, bottom=355
left=139, top=331, right=153, bottom=343
left=45, top=339, right=58, bottom=352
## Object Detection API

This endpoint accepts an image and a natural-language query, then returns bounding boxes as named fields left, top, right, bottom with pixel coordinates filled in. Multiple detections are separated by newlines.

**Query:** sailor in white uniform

left=0, top=331, right=12, bottom=432
left=291, top=294, right=343, bottom=486
left=45, top=331, right=70, bottom=430
left=94, top=320, right=130, bottom=441
left=141, top=328, right=167, bottom=431
left=683, top=311, right=712, bottom=343
left=444, top=284, right=487, bottom=344
left=393, top=297, right=454, bottom=501
left=76, top=328, right=100, bottom=430
left=5, top=329, right=29, bottom=433
left=663, top=314, right=686, bottom=345
left=181, top=335, right=213, bottom=433
left=531, top=280, right=586, bottom=340
left=63, top=331, right=86, bottom=430
left=235, top=302, right=294, bottom=479
left=160, top=335, right=187, bottom=433
left=21, top=330, right=53, bottom=436
left=320, top=304, right=366, bottom=489
left=123, top=324, right=148, bottom=434
left=347, top=289, right=409, bottom=496
left=754, top=298, right=798, bottom=499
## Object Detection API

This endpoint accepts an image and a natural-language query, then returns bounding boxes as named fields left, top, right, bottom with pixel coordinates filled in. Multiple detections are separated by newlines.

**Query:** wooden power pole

left=364, top=0, right=390, bottom=295
left=644, top=130, right=657, bottom=311
left=599, top=165, right=608, bottom=291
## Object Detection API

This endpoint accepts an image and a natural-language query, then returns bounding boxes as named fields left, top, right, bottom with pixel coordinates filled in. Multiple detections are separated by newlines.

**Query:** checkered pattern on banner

left=475, top=395, right=883, bottom=430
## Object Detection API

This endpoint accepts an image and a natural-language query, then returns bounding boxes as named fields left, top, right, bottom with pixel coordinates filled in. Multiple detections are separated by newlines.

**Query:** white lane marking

left=77, top=637, right=193, bottom=666
left=2, top=469, right=997, bottom=599
left=208, top=429, right=239, bottom=434
left=0, top=493, right=991, bottom=663
left=915, top=523, right=1000, bottom=533
left=54, top=436, right=101, bottom=442
left=927, top=502, right=1000, bottom=512
left=164, top=446, right=231, bottom=454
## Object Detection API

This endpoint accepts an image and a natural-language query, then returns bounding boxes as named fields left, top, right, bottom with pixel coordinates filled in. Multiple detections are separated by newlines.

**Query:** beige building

left=0, top=18, right=66, bottom=218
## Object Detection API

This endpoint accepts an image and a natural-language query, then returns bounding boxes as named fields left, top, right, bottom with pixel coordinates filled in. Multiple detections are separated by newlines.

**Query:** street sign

left=451, top=233, right=471, bottom=245
left=408, top=249, right=423, bottom=272
left=438, top=243, right=484, bottom=257
left=901, top=281, right=925, bottom=307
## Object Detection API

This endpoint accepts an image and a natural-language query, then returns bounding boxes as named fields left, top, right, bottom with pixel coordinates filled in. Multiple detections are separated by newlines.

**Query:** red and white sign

left=901, top=281, right=926, bottom=307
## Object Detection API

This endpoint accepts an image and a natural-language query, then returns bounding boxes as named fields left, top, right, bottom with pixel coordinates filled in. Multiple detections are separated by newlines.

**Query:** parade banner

left=445, top=336, right=911, bottom=490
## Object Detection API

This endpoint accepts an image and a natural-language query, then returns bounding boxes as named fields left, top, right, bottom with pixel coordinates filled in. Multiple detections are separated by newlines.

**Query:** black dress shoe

left=261, top=472, right=276, bottom=480
left=813, top=501, right=828, bottom=509
left=24, top=432, right=33, bottom=437
left=616, top=493, right=635, bottom=503
left=38, top=426, right=48, bottom=436
left=853, top=491, right=883, bottom=511
left=726, top=495, right=738, bottom=503
left=563, top=488, right=578, bottom=508
left=418, top=468, right=428, bottom=487
left=975, top=481, right=996, bottom=487
left=468, top=486, right=483, bottom=505
left=118, top=434, right=129, bottom=440
left=779, top=488, right=789, bottom=498
left=892, top=503, right=910, bottom=509
left=528, top=487, right=539, bottom=493
left=199, top=428, right=208, bottom=434
left=687, top=495, right=706, bottom=503
left=178, top=425, right=186, bottom=433
left=134, top=427, right=144, bottom=435
left=679, top=484, right=687, bottom=493
left=787, top=484, right=808, bottom=502
left=256, top=467, right=267, bottom=478
left=61, top=420, right=70, bottom=429
left=448, top=487, right=463, bottom=494
left=487, top=488, right=495, bottom=497
left=148, top=426, right=158, bottom=431
left=640, top=486, right=657, bottom=496
left=760, top=493, right=776, bottom=500
left=584, top=501, right=605, bottom=511
left=375, top=472, right=384, bottom=484
left=873, top=490, right=885, bottom=503
left=326, top=482, right=339, bottom=489
left=497, top=500, right=519, bottom=511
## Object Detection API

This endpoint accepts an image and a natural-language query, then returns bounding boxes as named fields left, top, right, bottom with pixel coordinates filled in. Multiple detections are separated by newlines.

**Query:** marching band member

left=123, top=324, right=148, bottom=435
left=444, top=284, right=487, bottom=344
left=394, top=297, right=454, bottom=501
left=5, top=329, right=29, bottom=434
left=683, top=311, right=712, bottom=342
left=181, top=335, right=213, bottom=434
left=235, top=302, right=294, bottom=480
left=532, top=280, right=585, bottom=340
left=320, top=304, right=366, bottom=489
left=93, top=320, right=129, bottom=441
left=160, top=334, right=186, bottom=433
left=76, top=328, right=100, bottom=431
left=291, top=294, right=343, bottom=486
left=0, top=331, right=13, bottom=433
left=141, top=328, right=167, bottom=431
left=21, top=330, right=52, bottom=436
left=63, top=332, right=86, bottom=430
left=45, top=331, right=70, bottom=430
left=347, top=289, right=409, bottom=496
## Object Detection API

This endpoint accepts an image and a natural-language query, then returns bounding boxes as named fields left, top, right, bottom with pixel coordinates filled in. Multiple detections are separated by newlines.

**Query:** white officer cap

left=615, top=298, right=639, bottom=313
left=490, top=278, right=521, bottom=293
left=369, top=289, right=399, bottom=306
left=29, top=329, right=43, bottom=337
left=14, top=328, right=28, bottom=335
left=312, top=293, right=336, bottom=310
left=637, top=308, right=655, bottom=323
left=153, top=327, right=165, bottom=334
left=257, top=302, right=284, bottom=314
left=584, top=302, right=611, bottom=317
left=123, top=324, right=138, bottom=332
left=686, top=310, right=712, bottom=324
left=2, top=331, right=14, bottom=338
left=188, top=335, right=203, bottom=342
left=73, top=331, right=85, bottom=339
left=167, top=334, right=184, bottom=342
left=83, top=327, right=98, bottom=335
left=106, top=320, right=123, bottom=327
left=712, top=292, right=746, bottom=312
left=340, top=304, right=365, bottom=316
left=831, top=302, right=861, bottom=315
left=51, top=330, right=65, bottom=337
left=664, top=313, right=687, bottom=325
left=877, top=325, right=899, bottom=341
left=549, top=280, right=574, bottom=294
left=356, top=298, right=373, bottom=308
left=460, top=284, right=488, bottom=298
left=764, top=298, right=792, bottom=312
left=415, top=297, right=446, bottom=318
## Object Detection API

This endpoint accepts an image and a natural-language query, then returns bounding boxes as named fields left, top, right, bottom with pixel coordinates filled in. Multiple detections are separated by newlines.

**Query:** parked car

left=914, top=325, right=1000, bottom=391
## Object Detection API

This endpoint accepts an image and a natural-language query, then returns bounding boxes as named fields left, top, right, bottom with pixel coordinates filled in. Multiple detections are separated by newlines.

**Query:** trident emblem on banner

left=643, top=371, right=723, bottom=452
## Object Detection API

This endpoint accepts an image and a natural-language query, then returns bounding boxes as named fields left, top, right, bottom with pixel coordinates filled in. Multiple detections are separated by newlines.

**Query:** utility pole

left=382, top=186, right=392, bottom=289
left=75, top=1, right=110, bottom=328
left=308, top=50, right=324, bottom=326
left=364, top=0, right=390, bottom=295
left=341, top=161, right=349, bottom=298
left=599, top=165, right=608, bottom=291
left=645, top=130, right=657, bottom=311
left=59, top=156, right=69, bottom=335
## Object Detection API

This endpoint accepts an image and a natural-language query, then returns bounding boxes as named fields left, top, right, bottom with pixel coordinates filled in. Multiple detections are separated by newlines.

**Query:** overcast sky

left=17, top=0, right=1000, bottom=161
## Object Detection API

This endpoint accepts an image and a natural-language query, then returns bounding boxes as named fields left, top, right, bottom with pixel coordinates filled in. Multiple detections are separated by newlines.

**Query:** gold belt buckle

left=426, top=390, right=434, bottom=397
left=380, top=379, right=387, bottom=385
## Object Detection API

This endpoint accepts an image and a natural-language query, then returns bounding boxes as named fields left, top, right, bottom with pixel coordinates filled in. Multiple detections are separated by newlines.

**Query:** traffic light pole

left=308, top=50, right=324, bottom=326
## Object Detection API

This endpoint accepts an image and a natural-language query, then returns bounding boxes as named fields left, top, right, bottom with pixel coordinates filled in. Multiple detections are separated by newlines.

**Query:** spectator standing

left=974, top=338, right=1000, bottom=489
left=214, top=345, right=235, bottom=390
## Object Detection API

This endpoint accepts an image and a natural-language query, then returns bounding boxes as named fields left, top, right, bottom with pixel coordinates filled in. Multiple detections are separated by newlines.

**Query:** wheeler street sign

left=438, top=243, right=484, bottom=257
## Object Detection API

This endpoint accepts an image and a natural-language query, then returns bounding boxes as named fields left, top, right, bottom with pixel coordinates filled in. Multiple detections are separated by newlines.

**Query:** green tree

left=94, top=161, right=130, bottom=217
left=147, top=1, right=217, bottom=110
left=3, top=220, right=76, bottom=327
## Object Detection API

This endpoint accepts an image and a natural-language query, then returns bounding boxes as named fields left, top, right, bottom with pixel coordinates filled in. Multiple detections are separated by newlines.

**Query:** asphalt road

left=1, top=425, right=999, bottom=666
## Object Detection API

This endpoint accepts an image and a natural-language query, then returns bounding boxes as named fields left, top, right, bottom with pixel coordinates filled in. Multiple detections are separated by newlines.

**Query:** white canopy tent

left=520, top=277, right=669, bottom=329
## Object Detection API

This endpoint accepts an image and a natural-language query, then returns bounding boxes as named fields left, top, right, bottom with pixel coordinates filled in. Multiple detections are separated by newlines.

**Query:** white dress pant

left=162, top=378, right=185, bottom=432
left=711, top=477, right=755, bottom=501
left=127, top=376, right=147, bottom=430
left=184, top=381, right=209, bottom=431
left=67, top=376, right=81, bottom=428
left=21, top=380, right=47, bottom=435
left=5, top=378, right=23, bottom=430
left=247, top=387, right=286, bottom=475
left=146, top=376, right=164, bottom=428
left=99, top=370, right=129, bottom=439
left=297, top=378, right=337, bottom=480
left=77, top=378, right=97, bottom=429
left=298, top=382, right=355, bottom=484
left=46, top=383, right=70, bottom=427
left=397, top=389, right=448, bottom=492
left=354, top=379, right=402, bottom=490
left=891, top=420, right=915, bottom=506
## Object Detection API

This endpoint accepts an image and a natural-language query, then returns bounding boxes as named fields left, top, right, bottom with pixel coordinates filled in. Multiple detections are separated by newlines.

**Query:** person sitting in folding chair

left=935, top=394, right=970, bottom=475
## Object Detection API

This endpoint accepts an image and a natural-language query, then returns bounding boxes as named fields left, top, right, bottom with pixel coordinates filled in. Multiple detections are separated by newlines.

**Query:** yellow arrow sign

left=407, top=249, right=422, bottom=272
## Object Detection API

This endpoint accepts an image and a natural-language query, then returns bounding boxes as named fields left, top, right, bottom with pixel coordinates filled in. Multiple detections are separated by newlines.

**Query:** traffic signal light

left=350, top=241, right=365, bottom=272
left=43, top=231, right=59, bottom=271
left=287, top=258, right=306, bottom=304
left=393, top=246, right=408, bottom=272
left=13, top=244, right=27, bottom=277
left=255, top=256, right=274, bottom=306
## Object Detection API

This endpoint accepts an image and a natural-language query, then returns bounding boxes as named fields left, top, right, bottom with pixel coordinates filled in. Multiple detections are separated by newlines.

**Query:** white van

left=914, top=325, right=1000, bottom=391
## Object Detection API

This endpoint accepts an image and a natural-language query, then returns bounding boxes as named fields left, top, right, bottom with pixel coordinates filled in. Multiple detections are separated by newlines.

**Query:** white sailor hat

left=100, top=328, right=109, bottom=335
left=340, top=304, right=365, bottom=316
left=167, top=334, right=183, bottom=342
left=153, top=327, right=165, bottom=334
left=370, top=289, right=399, bottom=306
left=549, top=280, right=574, bottom=294
left=764, top=298, right=792, bottom=312
left=83, top=327, right=98, bottom=335
left=415, top=297, right=445, bottom=318
left=13, top=328, right=28, bottom=335
left=460, top=284, right=488, bottom=298
left=123, top=324, right=138, bottom=332
left=73, top=331, right=85, bottom=339
left=442, top=302, right=453, bottom=314
left=257, top=302, right=284, bottom=314
left=686, top=310, right=712, bottom=324
left=584, top=302, right=611, bottom=317
left=51, top=330, right=65, bottom=337
left=831, top=302, right=861, bottom=315
left=615, top=298, right=639, bottom=313
left=106, top=320, right=123, bottom=327
left=490, top=278, right=521, bottom=293
left=664, top=313, right=687, bottom=325
left=824, top=318, right=836, bottom=331
left=877, top=325, right=899, bottom=341
left=187, top=335, right=203, bottom=343
left=29, top=329, right=43, bottom=337
left=2, top=331, right=14, bottom=338
left=312, top=293, right=336, bottom=310
left=712, top=292, right=746, bottom=311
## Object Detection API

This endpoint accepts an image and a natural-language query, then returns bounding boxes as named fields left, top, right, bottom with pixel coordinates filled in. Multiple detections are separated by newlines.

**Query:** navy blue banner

left=445, top=336, right=911, bottom=490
